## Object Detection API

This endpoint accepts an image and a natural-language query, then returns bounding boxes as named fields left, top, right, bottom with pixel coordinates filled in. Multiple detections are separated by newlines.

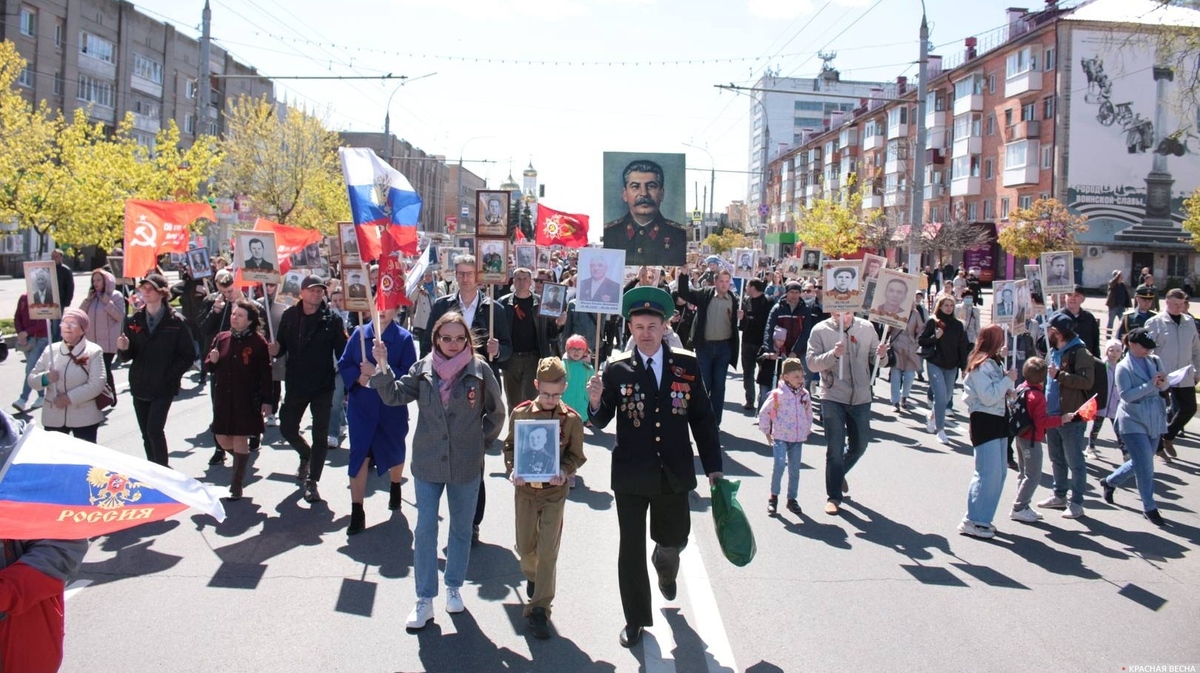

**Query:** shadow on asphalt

left=411, top=610, right=541, bottom=673
left=662, top=606, right=736, bottom=673
left=989, top=531, right=1102, bottom=579
left=567, top=475, right=614, bottom=511
left=837, top=501, right=952, bottom=561
left=462, top=539, right=522, bottom=603
left=337, top=509, right=415, bottom=580
left=80, top=520, right=184, bottom=589
left=500, top=603, right=619, bottom=672
left=777, top=512, right=852, bottom=550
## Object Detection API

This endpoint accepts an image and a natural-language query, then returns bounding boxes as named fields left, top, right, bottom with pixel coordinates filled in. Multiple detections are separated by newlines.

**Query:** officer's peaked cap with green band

left=622, top=286, right=675, bottom=321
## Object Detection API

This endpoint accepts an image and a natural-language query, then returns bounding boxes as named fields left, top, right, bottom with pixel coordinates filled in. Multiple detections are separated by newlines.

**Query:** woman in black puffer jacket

left=918, top=293, right=970, bottom=445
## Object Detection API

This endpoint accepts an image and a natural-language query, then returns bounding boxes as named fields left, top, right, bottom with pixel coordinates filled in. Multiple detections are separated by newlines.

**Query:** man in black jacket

left=1063, top=285, right=1101, bottom=358
left=268, top=275, right=348, bottom=503
left=498, top=267, right=557, bottom=412
left=585, top=287, right=723, bottom=648
left=676, top=267, right=739, bottom=425
left=739, top=278, right=772, bottom=410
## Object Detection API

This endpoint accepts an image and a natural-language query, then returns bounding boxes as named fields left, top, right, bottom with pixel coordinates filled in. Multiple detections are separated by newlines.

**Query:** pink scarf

left=431, top=347, right=474, bottom=405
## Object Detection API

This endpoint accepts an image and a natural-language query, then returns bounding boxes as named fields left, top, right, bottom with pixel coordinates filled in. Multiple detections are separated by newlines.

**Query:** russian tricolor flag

left=339, top=147, right=422, bottom=255
left=0, top=423, right=225, bottom=540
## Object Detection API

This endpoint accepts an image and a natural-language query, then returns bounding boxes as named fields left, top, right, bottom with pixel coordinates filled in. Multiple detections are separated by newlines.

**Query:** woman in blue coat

left=337, top=306, right=418, bottom=535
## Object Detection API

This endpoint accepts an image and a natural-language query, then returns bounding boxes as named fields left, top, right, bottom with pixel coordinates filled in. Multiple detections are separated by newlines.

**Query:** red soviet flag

left=376, top=225, right=412, bottom=310
left=535, top=204, right=589, bottom=247
left=123, top=200, right=216, bottom=279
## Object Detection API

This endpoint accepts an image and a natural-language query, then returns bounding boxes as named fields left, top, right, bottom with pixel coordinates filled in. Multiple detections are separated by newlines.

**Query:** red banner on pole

left=123, top=200, right=215, bottom=279
left=535, top=204, right=589, bottom=247
left=376, top=226, right=412, bottom=310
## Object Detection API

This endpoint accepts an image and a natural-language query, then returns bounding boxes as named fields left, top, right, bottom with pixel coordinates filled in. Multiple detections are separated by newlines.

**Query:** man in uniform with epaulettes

left=586, top=286, right=724, bottom=649
left=1117, top=284, right=1158, bottom=339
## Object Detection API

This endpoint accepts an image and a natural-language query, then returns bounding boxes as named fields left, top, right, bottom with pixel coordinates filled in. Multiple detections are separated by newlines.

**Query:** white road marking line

left=64, top=579, right=92, bottom=601
left=680, top=543, right=738, bottom=673
left=645, top=583, right=678, bottom=673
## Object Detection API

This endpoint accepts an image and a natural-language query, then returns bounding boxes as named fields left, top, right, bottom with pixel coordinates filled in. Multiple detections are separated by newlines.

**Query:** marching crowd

left=6, top=245, right=1200, bottom=656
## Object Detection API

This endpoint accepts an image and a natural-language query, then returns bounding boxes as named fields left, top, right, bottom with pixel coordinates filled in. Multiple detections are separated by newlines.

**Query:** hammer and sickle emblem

left=131, top=216, right=158, bottom=248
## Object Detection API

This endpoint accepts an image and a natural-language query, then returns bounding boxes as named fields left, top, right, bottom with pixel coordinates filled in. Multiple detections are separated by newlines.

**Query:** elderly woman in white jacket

left=27, top=307, right=108, bottom=443
left=958, top=325, right=1016, bottom=540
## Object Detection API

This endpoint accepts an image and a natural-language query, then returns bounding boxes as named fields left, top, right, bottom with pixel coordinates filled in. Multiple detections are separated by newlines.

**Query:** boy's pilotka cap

left=536, top=357, right=567, bottom=382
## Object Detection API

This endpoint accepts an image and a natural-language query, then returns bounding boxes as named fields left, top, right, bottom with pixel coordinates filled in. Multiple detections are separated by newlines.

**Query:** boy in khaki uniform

left=504, top=356, right=587, bottom=639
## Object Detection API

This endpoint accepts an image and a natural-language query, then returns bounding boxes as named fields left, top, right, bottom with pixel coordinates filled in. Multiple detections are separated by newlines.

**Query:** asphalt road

left=4, top=330, right=1198, bottom=673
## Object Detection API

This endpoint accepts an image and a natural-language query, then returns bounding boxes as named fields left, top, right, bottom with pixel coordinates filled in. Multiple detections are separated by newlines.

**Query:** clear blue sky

left=136, top=0, right=1060, bottom=227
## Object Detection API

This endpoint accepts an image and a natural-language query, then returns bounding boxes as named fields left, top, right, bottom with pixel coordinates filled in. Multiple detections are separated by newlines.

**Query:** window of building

left=79, top=31, right=115, bottom=63
left=1018, top=195, right=1034, bottom=209
left=20, top=7, right=36, bottom=36
left=53, top=72, right=62, bottom=95
left=952, top=155, right=981, bottom=179
left=1043, top=95, right=1055, bottom=119
left=1044, top=47, right=1056, bottom=71
left=133, top=54, right=163, bottom=84
left=987, top=73, right=996, bottom=94
left=889, top=106, right=908, bottom=127
left=987, top=113, right=995, bottom=136
left=1000, top=197, right=1010, bottom=219
left=1041, top=145, right=1053, bottom=169
left=186, top=80, right=198, bottom=99
left=967, top=202, right=978, bottom=220
left=184, top=114, right=195, bottom=134
left=1006, top=46, right=1038, bottom=79
left=55, top=23, right=62, bottom=47
left=76, top=74, right=114, bottom=108
left=954, top=73, right=985, bottom=100
left=1004, top=108, right=1014, bottom=127
left=983, top=200, right=994, bottom=220
left=1006, top=140, right=1035, bottom=168
left=795, top=101, right=824, bottom=112
left=984, top=158, right=994, bottom=179
left=1167, top=254, right=1190, bottom=278
left=18, top=67, right=34, bottom=88
left=1022, top=102, right=1036, bottom=121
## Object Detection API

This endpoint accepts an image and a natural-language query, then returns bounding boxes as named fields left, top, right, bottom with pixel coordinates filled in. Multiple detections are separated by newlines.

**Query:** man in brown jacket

left=504, top=357, right=586, bottom=640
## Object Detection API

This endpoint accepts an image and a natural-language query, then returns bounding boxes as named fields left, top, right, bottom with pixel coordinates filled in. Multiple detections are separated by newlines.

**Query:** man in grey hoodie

left=805, top=312, right=887, bottom=515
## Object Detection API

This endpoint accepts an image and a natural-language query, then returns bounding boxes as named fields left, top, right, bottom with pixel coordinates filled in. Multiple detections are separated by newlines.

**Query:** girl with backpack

left=758, top=358, right=813, bottom=516
left=958, top=325, right=1017, bottom=539
left=1009, top=357, right=1075, bottom=523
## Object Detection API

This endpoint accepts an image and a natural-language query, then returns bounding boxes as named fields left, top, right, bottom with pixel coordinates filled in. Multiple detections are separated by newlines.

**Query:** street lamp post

left=907, top=5, right=930, bottom=274
left=683, top=142, right=716, bottom=238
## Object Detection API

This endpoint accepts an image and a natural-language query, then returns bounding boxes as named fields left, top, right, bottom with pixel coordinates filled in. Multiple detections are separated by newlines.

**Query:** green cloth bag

left=710, top=477, right=756, bottom=567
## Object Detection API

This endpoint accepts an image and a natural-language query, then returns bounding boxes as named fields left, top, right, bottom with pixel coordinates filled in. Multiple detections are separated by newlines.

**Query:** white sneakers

left=1010, top=507, right=1042, bottom=523
left=406, top=597, right=434, bottom=629
left=937, top=430, right=949, bottom=444
left=1062, top=502, right=1085, bottom=519
left=265, top=414, right=278, bottom=427
left=926, top=414, right=937, bottom=433
left=957, top=520, right=995, bottom=539
left=445, top=587, right=465, bottom=614
left=1037, top=495, right=1067, bottom=509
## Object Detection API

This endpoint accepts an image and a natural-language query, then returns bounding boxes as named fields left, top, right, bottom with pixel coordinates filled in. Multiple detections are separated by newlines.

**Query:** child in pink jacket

left=758, top=358, right=813, bottom=516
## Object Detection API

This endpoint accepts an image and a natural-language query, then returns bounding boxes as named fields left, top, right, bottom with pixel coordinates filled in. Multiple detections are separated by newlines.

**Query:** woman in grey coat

left=369, top=312, right=504, bottom=631
left=1099, top=328, right=1170, bottom=526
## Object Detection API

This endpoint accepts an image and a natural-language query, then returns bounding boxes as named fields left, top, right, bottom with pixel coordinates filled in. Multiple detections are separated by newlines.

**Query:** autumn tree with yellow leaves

left=996, top=197, right=1088, bottom=261
left=217, top=96, right=349, bottom=234
left=0, top=41, right=221, bottom=253
left=793, top=173, right=864, bottom=259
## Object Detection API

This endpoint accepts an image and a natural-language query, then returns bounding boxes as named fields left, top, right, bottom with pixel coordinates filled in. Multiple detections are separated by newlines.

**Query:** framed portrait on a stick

left=539, top=283, right=567, bottom=318
left=800, top=248, right=823, bottom=272
left=1011, top=280, right=1030, bottom=335
left=601, top=152, right=687, bottom=267
left=456, top=236, right=476, bottom=256
left=992, top=281, right=1018, bottom=323
left=514, top=244, right=537, bottom=271
left=1040, top=251, right=1074, bottom=296
left=476, top=238, right=508, bottom=285
left=1024, top=263, right=1046, bottom=313
left=575, top=248, right=626, bottom=315
left=733, top=248, right=758, bottom=279
left=187, top=247, right=212, bottom=279
left=536, top=246, right=553, bottom=271
left=24, top=261, right=61, bottom=320
left=338, top=222, right=362, bottom=268
left=867, top=269, right=917, bottom=329
left=343, top=266, right=372, bottom=313
left=477, top=191, right=510, bottom=238
left=107, top=256, right=128, bottom=283
left=236, top=230, right=279, bottom=284
left=279, top=270, right=305, bottom=306
left=780, top=257, right=803, bottom=279
left=513, top=419, right=560, bottom=483
left=822, top=260, right=864, bottom=313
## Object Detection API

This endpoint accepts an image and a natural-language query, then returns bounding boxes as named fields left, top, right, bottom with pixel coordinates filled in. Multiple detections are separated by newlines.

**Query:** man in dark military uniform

left=585, top=286, right=724, bottom=649
left=603, top=159, right=687, bottom=267
left=1117, top=284, right=1158, bottom=339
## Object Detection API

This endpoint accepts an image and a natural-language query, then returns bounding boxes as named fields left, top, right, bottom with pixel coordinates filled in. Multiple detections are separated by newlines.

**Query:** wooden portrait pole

left=871, top=325, right=890, bottom=383
left=594, top=315, right=603, bottom=372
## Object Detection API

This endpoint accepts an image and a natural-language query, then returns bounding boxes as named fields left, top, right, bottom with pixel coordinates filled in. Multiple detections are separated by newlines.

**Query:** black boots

left=651, top=544, right=681, bottom=601
left=228, top=453, right=249, bottom=500
left=348, top=502, right=366, bottom=535
left=208, top=445, right=227, bottom=466
left=388, top=481, right=402, bottom=510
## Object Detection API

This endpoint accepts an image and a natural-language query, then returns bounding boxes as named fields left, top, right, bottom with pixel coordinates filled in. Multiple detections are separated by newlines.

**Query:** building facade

left=442, top=163, right=486, bottom=235
left=748, top=65, right=893, bottom=241
left=766, top=0, right=1200, bottom=289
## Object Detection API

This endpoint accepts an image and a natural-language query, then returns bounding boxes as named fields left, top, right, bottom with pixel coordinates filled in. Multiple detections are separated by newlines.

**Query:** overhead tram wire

left=780, top=0, right=887, bottom=79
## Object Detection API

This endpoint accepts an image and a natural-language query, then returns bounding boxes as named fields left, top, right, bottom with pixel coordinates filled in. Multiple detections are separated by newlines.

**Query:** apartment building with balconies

left=766, top=0, right=1200, bottom=288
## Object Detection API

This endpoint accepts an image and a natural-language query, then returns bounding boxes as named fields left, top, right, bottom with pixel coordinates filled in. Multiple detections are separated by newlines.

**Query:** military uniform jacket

left=503, top=399, right=587, bottom=493
left=603, top=213, right=686, bottom=267
left=1117, top=309, right=1156, bottom=339
left=591, top=346, right=723, bottom=496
